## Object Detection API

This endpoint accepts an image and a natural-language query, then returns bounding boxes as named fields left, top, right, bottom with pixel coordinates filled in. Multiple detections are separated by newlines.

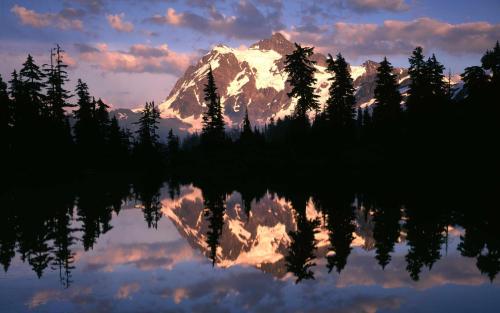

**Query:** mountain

left=160, top=185, right=376, bottom=277
left=158, top=33, right=414, bottom=132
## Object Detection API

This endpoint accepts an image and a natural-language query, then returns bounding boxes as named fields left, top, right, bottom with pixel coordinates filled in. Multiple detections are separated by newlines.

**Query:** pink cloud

left=76, top=43, right=194, bottom=75
left=287, top=17, right=500, bottom=57
left=11, top=5, right=83, bottom=31
left=347, top=0, right=410, bottom=12
left=115, top=282, right=141, bottom=299
left=107, top=13, right=134, bottom=32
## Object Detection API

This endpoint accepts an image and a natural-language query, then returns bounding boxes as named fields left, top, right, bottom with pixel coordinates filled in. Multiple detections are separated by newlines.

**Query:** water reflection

left=1, top=176, right=499, bottom=312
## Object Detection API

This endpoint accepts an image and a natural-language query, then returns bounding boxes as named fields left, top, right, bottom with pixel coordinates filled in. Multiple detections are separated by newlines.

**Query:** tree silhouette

left=0, top=74, right=12, bottom=156
left=203, top=187, right=226, bottom=266
left=324, top=194, right=356, bottom=273
left=201, top=66, right=225, bottom=145
left=326, top=53, right=356, bottom=134
left=372, top=57, right=402, bottom=131
left=134, top=101, right=161, bottom=163
left=284, top=43, right=319, bottom=120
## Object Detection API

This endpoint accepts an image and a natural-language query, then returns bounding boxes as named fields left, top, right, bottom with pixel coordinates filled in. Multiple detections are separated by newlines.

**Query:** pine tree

left=284, top=43, right=319, bottom=120
left=461, top=66, right=489, bottom=99
left=166, top=128, right=180, bottom=157
left=73, top=79, right=95, bottom=149
left=95, top=98, right=110, bottom=154
left=481, top=41, right=500, bottom=88
left=406, top=47, right=427, bottom=114
left=426, top=54, right=446, bottom=102
left=0, top=74, right=11, bottom=154
left=240, top=108, right=253, bottom=144
left=326, top=53, right=356, bottom=131
left=19, top=54, right=46, bottom=118
left=108, top=116, right=129, bottom=160
left=134, top=101, right=160, bottom=159
left=201, top=66, right=225, bottom=143
left=373, top=57, right=402, bottom=126
left=45, top=45, right=72, bottom=122
left=95, top=98, right=110, bottom=135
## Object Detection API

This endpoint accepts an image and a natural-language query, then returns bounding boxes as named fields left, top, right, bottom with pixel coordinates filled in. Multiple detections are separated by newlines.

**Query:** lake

left=1, top=176, right=499, bottom=313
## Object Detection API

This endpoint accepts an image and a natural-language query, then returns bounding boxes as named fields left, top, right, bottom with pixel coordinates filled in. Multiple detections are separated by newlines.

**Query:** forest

left=1, top=42, right=499, bottom=183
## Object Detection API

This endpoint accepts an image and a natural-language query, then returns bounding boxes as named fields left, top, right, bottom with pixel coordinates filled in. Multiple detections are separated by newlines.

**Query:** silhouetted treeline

left=1, top=168, right=498, bottom=286
left=0, top=45, right=179, bottom=178
left=174, top=42, right=500, bottom=178
left=0, top=171, right=166, bottom=287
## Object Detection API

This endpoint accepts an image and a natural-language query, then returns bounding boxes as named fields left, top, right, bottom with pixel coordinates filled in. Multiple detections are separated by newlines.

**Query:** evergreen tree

left=372, top=57, right=402, bottom=127
left=284, top=43, right=319, bottom=119
left=43, top=45, right=73, bottom=164
left=326, top=53, right=356, bottom=131
left=201, top=66, right=225, bottom=143
left=426, top=54, right=446, bottom=102
left=481, top=41, right=500, bottom=89
left=108, top=116, right=129, bottom=160
left=166, top=128, right=179, bottom=156
left=73, top=79, right=96, bottom=151
left=461, top=66, right=489, bottom=98
left=19, top=55, right=46, bottom=118
left=240, top=108, right=253, bottom=143
left=0, top=74, right=11, bottom=154
left=45, top=45, right=72, bottom=122
left=95, top=98, right=110, bottom=138
left=134, top=101, right=161, bottom=162
left=406, top=47, right=427, bottom=114
left=9, top=70, right=30, bottom=155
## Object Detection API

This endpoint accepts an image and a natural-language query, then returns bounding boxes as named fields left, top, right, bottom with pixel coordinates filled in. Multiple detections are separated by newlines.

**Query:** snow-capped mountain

left=160, top=185, right=376, bottom=277
left=159, top=33, right=413, bottom=132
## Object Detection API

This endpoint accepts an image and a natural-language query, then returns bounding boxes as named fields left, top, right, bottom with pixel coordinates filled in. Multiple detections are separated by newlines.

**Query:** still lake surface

left=1, top=178, right=499, bottom=313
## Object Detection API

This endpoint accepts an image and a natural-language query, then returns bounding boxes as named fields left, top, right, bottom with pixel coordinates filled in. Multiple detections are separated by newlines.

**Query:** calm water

left=1, top=178, right=499, bottom=313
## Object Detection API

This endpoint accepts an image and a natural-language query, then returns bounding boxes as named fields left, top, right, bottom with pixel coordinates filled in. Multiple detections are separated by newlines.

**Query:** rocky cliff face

left=158, top=33, right=411, bottom=133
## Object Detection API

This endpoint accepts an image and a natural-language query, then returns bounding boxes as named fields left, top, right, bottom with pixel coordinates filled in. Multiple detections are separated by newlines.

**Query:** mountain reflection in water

left=1, top=176, right=499, bottom=313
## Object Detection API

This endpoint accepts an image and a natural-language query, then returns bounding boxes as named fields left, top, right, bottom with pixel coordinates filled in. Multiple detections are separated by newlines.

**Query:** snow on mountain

left=160, top=184, right=377, bottom=277
left=159, top=33, right=412, bottom=133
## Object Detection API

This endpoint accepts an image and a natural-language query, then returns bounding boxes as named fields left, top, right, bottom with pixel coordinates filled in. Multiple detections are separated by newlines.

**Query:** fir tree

left=406, top=47, right=427, bottom=114
left=134, top=101, right=161, bottom=161
left=426, top=54, right=446, bottom=101
left=19, top=54, right=46, bottom=118
left=95, top=98, right=110, bottom=136
left=461, top=66, right=489, bottom=99
left=45, top=45, right=72, bottom=121
left=326, top=53, right=356, bottom=131
left=372, top=57, right=402, bottom=126
left=73, top=79, right=95, bottom=149
left=481, top=41, right=500, bottom=88
left=201, top=66, right=225, bottom=143
left=0, top=74, right=11, bottom=154
left=166, top=128, right=180, bottom=156
left=108, top=116, right=129, bottom=159
left=240, top=108, right=253, bottom=143
left=284, top=43, right=319, bottom=119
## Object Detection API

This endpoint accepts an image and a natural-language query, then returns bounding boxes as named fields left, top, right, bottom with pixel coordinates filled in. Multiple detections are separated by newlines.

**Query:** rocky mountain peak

left=250, top=32, right=295, bottom=55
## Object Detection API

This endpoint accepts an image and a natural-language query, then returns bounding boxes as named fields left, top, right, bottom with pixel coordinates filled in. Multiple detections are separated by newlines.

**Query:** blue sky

left=1, top=0, right=499, bottom=109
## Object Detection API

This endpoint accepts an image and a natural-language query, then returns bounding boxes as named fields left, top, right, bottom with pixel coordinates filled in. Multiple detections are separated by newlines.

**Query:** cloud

left=28, top=287, right=93, bottom=309
left=345, top=0, right=410, bottom=12
left=65, top=0, right=105, bottom=14
left=115, top=282, right=141, bottom=299
left=80, top=240, right=201, bottom=272
left=11, top=5, right=84, bottom=31
left=287, top=18, right=500, bottom=57
left=146, top=1, right=284, bottom=39
left=76, top=43, right=194, bottom=75
left=107, top=13, right=134, bottom=32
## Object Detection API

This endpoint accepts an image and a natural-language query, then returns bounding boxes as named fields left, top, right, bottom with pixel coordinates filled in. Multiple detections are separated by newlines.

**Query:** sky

left=1, top=0, right=499, bottom=109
